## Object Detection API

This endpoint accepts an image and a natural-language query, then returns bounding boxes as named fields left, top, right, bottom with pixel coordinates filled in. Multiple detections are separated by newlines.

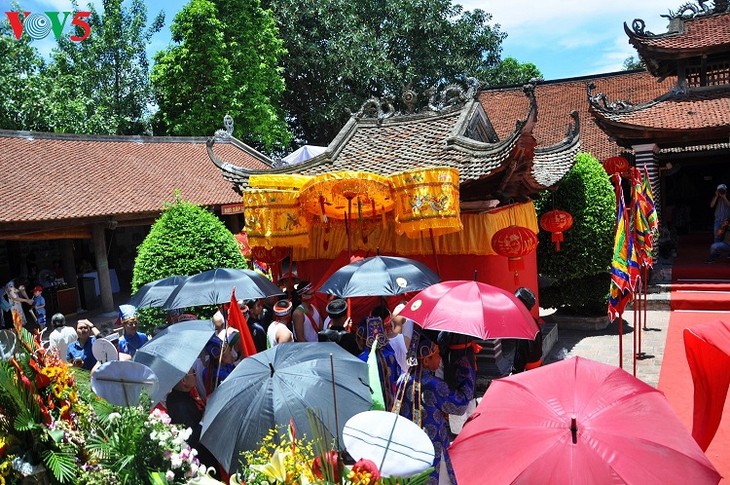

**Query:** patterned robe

left=397, top=357, right=475, bottom=484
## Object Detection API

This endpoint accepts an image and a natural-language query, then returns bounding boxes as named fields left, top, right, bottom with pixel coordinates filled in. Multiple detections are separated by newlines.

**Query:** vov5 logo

left=5, top=11, right=92, bottom=41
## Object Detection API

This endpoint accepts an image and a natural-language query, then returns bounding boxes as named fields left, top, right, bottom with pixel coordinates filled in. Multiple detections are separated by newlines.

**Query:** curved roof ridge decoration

left=623, top=4, right=730, bottom=78
left=587, top=81, right=663, bottom=114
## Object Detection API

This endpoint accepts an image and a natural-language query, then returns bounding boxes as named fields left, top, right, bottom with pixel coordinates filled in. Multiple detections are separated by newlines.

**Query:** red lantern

left=251, top=246, right=289, bottom=264
left=603, top=156, right=629, bottom=175
left=539, top=210, right=574, bottom=251
left=491, top=225, right=538, bottom=284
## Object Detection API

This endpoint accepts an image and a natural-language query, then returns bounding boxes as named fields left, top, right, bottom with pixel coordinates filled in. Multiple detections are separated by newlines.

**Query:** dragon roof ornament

left=354, top=76, right=482, bottom=121
left=627, top=0, right=729, bottom=37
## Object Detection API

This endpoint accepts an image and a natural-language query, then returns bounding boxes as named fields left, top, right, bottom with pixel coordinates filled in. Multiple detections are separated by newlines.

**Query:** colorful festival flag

left=609, top=174, right=635, bottom=320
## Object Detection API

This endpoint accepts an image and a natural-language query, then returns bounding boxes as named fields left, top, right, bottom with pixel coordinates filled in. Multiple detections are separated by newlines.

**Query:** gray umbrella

left=133, top=320, right=215, bottom=404
left=318, top=255, right=440, bottom=298
left=200, top=342, right=372, bottom=473
left=163, top=268, right=283, bottom=310
left=127, top=275, right=189, bottom=309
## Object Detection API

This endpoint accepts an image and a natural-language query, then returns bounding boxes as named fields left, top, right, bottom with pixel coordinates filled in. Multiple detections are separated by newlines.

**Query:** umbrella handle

left=330, top=353, right=340, bottom=450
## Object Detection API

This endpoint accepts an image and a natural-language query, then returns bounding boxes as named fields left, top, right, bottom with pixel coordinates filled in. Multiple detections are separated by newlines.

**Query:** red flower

left=311, top=450, right=341, bottom=482
left=352, top=458, right=381, bottom=483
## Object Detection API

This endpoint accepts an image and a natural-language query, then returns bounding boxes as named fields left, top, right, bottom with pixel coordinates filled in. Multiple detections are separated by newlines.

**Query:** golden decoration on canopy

left=248, top=173, right=312, bottom=190
left=390, top=167, right=462, bottom=239
left=243, top=188, right=309, bottom=249
left=298, top=171, right=394, bottom=221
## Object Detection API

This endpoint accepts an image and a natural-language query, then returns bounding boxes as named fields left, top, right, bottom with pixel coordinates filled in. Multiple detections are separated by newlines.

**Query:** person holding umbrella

left=395, top=333, right=475, bottom=485
left=166, top=368, right=219, bottom=473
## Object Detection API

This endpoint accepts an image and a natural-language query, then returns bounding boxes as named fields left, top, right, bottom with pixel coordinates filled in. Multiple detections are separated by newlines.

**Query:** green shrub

left=536, top=152, right=615, bottom=314
left=132, top=194, right=247, bottom=330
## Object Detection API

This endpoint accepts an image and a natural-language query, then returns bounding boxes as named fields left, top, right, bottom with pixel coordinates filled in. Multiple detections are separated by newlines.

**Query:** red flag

left=228, top=290, right=258, bottom=357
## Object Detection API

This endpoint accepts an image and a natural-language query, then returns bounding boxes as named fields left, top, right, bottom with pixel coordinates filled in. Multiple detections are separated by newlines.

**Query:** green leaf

left=42, top=448, right=78, bottom=483
left=14, top=407, right=38, bottom=432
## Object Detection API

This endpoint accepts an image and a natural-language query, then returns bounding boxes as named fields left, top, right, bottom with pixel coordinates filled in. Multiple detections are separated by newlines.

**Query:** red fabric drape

left=683, top=320, right=730, bottom=451
left=228, top=290, right=258, bottom=357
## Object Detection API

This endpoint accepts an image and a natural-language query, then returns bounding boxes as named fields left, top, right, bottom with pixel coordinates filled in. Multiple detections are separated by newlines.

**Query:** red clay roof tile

left=0, top=132, right=269, bottom=224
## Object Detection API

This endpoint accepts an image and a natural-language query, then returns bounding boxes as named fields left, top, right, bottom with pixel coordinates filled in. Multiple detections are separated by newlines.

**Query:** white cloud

left=458, top=1, right=676, bottom=79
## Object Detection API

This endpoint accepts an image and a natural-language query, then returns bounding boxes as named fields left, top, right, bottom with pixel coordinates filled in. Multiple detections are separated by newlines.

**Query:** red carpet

left=661, top=234, right=730, bottom=481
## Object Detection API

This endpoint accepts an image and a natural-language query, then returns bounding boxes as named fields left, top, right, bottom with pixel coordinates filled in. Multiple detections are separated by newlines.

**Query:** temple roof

left=209, top=82, right=581, bottom=205
left=479, top=70, right=675, bottom=161
left=625, top=6, right=730, bottom=78
left=0, top=130, right=271, bottom=237
left=588, top=82, right=730, bottom=148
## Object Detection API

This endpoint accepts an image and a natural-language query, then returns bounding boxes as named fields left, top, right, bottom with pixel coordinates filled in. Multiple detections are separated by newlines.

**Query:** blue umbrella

left=317, top=255, right=440, bottom=297
left=200, top=342, right=372, bottom=473
left=162, top=268, right=283, bottom=310
left=127, top=275, right=188, bottom=309
left=133, top=320, right=215, bottom=404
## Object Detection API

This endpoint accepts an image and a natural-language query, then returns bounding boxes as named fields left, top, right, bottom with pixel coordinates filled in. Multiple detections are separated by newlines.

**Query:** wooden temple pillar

left=633, top=143, right=661, bottom=221
left=91, top=223, right=115, bottom=313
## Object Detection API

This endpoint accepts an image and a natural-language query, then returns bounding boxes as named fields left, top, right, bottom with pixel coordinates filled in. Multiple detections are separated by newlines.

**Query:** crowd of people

left=3, top=272, right=543, bottom=484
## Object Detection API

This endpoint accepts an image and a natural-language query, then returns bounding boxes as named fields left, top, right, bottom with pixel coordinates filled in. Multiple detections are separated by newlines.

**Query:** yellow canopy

left=298, top=171, right=394, bottom=220
left=243, top=188, right=309, bottom=249
left=390, top=167, right=462, bottom=239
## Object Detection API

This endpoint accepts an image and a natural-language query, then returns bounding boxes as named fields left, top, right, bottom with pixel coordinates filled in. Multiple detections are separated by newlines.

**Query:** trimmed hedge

left=536, top=152, right=615, bottom=315
left=132, top=195, right=247, bottom=329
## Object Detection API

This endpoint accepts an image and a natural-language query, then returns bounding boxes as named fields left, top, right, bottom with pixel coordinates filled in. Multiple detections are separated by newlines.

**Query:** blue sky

left=4, top=0, right=675, bottom=81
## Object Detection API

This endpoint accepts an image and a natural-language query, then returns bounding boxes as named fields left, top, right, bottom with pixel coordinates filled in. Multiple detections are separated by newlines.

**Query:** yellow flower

left=251, top=449, right=290, bottom=483
left=52, top=383, right=65, bottom=399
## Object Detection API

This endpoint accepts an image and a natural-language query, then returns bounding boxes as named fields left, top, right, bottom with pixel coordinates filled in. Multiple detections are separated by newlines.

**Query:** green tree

left=0, top=17, right=53, bottom=130
left=623, top=55, right=644, bottom=70
left=132, top=195, right=247, bottom=329
left=45, top=0, right=164, bottom=135
left=486, top=57, right=542, bottom=87
left=151, top=0, right=291, bottom=152
left=263, top=0, right=507, bottom=145
left=536, top=152, right=615, bottom=315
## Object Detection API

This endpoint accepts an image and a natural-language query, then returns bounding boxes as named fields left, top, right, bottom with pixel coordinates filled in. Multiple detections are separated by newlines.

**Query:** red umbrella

left=398, top=280, right=538, bottom=340
left=450, top=357, right=721, bottom=485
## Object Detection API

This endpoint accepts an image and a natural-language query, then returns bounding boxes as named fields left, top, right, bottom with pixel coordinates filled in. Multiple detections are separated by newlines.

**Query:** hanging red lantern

left=491, top=225, right=538, bottom=284
left=251, top=246, right=289, bottom=264
left=603, top=156, right=629, bottom=175
left=539, top=210, right=574, bottom=251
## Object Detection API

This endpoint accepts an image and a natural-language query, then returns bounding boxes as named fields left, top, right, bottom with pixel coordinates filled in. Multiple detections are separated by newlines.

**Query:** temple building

left=209, top=81, right=580, bottom=300
left=589, top=1, right=730, bottom=230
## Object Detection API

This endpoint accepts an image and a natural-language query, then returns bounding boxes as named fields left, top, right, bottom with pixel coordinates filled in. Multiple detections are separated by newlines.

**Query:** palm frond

left=14, top=407, right=39, bottom=432
left=42, top=447, right=78, bottom=483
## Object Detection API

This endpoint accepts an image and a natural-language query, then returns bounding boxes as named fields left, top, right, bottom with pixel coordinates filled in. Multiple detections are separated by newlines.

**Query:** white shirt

left=48, top=326, right=78, bottom=361
left=267, top=321, right=293, bottom=347
left=389, top=333, right=408, bottom=374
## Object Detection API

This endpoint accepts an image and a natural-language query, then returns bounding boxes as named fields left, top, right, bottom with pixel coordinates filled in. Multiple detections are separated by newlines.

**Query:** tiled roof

left=210, top=95, right=580, bottom=200
left=479, top=70, right=675, bottom=161
left=0, top=131, right=270, bottom=225
left=590, top=86, right=730, bottom=130
left=626, top=13, right=730, bottom=53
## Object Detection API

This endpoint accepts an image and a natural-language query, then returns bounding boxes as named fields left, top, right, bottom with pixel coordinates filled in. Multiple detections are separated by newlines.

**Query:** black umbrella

left=133, top=320, right=215, bottom=404
left=317, top=255, right=440, bottom=298
left=163, top=268, right=283, bottom=310
left=127, top=275, right=188, bottom=308
left=200, top=342, right=372, bottom=473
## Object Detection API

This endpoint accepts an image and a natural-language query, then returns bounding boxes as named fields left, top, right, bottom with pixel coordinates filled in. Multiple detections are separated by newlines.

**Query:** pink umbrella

left=450, top=357, right=721, bottom=485
left=398, top=280, right=539, bottom=340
